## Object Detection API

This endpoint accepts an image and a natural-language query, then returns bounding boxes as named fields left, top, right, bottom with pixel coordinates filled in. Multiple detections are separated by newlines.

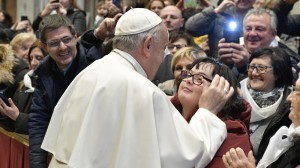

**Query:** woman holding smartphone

left=32, top=0, right=87, bottom=36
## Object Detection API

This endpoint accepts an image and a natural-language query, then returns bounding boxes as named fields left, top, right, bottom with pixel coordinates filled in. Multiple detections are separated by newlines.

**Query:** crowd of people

left=0, top=0, right=300, bottom=167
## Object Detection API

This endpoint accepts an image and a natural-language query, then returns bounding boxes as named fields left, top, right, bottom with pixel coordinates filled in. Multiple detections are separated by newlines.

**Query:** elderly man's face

left=287, top=73, right=300, bottom=127
left=148, top=24, right=169, bottom=80
left=43, top=26, right=77, bottom=70
left=160, top=6, right=184, bottom=32
left=243, top=13, right=276, bottom=53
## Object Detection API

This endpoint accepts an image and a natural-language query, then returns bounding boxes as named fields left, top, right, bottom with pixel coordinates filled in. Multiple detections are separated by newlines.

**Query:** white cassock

left=42, top=49, right=227, bottom=168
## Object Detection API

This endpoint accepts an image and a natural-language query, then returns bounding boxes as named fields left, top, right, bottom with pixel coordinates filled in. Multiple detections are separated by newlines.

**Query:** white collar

left=113, top=49, right=147, bottom=78
left=24, top=70, right=35, bottom=93
left=257, top=124, right=300, bottom=168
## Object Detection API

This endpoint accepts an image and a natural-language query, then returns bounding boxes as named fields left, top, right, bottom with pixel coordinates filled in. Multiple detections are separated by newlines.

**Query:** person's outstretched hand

left=198, top=74, right=234, bottom=115
left=41, top=0, right=58, bottom=17
left=107, top=3, right=122, bottom=18
left=94, top=13, right=122, bottom=40
left=283, top=0, right=299, bottom=5
left=222, top=147, right=256, bottom=168
left=214, top=0, right=235, bottom=14
left=176, top=0, right=184, bottom=10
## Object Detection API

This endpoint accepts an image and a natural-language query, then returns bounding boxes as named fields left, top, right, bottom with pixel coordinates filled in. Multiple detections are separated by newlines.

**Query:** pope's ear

left=143, top=36, right=152, bottom=58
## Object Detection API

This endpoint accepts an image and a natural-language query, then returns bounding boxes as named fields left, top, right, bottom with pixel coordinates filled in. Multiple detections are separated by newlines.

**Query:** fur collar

left=0, top=44, right=15, bottom=85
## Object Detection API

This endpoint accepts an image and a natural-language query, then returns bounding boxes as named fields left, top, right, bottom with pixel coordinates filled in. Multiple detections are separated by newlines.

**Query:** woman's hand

left=41, top=1, right=66, bottom=17
left=198, top=74, right=234, bottom=115
left=0, top=98, right=20, bottom=121
left=41, top=1, right=57, bottom=17
left=222, top=147, right=256, bottom=168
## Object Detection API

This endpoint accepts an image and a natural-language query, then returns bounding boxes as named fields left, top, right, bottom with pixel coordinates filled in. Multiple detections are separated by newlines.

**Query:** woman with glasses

left=239, top=47, right=293, bottom=163
left=158, top=46, right=206, bottom=95
left=171, top=57, right=252, bottom=167
left=153, top=31, right=198, bottom=85
left=223, top=64, right=300, bottom=168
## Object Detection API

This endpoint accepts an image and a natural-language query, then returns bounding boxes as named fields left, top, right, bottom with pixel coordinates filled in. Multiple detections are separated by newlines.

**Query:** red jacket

left=206, top=100, right=252, bottom=168
left=171, top=96, right=252, bottom=168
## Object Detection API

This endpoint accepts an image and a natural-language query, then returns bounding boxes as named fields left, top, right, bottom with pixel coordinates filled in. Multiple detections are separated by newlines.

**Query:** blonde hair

left=10, top=32, right=36, bottom=51
left=171, top=46, right=206, bottom=73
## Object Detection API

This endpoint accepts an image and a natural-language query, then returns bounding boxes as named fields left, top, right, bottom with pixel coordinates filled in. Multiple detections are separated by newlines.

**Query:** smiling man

left=185, top=0, right=255, bottom=58
left=218, top=8, right=300, bottom=81
left=242, top=9, right=277, bottom=53
left=28, top=14, right=111, bottom=168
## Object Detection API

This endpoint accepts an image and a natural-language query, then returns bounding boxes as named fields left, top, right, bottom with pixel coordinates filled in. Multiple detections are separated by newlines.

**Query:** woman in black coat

left=222, top=65, right=300, bottom=168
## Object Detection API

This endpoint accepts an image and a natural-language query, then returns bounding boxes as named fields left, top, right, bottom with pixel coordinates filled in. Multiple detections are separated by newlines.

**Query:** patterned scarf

left=248, top=85, right=284, bottom=108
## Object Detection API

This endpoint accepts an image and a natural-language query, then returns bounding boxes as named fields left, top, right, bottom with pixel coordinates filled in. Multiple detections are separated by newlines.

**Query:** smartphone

left=21, top=15, right=28, bottom=21
left=0, top=93, right=9, bottom=106
left=224, top=29, right=240, bottom=43
left=184, top=0, right=200, bottom=9
left=224, top=20, right=240, bottom=43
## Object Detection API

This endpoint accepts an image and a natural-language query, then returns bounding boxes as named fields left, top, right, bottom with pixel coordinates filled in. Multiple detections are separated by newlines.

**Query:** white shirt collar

left=113, top=49, right=147, bottom=78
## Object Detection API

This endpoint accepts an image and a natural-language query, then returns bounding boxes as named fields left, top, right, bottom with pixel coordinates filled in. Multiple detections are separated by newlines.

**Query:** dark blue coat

left=28, top=33, right=102, bottom=168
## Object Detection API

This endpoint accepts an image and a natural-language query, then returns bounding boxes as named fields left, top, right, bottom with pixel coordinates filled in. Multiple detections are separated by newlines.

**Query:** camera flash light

left=228, top=21, right=237, bottom=31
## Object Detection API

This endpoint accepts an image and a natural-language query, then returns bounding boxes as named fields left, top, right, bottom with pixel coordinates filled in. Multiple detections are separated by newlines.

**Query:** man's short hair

left=39, top=14, right=76, bottom=43
left=243, top=8, right=278, bottom=32
left=169, top=30, right=195, bottom=46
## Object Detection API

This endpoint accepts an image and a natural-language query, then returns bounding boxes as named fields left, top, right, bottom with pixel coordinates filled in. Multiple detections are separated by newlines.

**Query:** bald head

left=160, top=5, right=184, bottom=32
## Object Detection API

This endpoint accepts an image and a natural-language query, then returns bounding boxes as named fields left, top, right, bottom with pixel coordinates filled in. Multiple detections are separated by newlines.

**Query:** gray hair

left=243, top=8, right=277, bottom=32
left=112, top=24, right=163, bottom=52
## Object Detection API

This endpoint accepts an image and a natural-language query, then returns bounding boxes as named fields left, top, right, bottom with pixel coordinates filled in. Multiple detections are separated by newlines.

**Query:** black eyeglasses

left=167, top=44, right=186, bottom=50
left=45, top=36, right=74, bottom=48
left=181, top=70, right=213, bottom=85
left=247, top=64, right=273, bottom=74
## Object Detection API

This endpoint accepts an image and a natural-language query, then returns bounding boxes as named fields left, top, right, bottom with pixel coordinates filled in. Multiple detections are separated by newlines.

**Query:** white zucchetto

left=115, top=8, right=162, bottom=35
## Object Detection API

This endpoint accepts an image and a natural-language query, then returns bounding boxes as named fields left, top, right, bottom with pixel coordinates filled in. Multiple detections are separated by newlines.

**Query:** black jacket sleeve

left=32, top=14, right=43, bottom=32
left=28, top=87, right=52, bottom=168
left=15, top=113, right=29, bottom=134
left=274, top=0, right=300, bottom=36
